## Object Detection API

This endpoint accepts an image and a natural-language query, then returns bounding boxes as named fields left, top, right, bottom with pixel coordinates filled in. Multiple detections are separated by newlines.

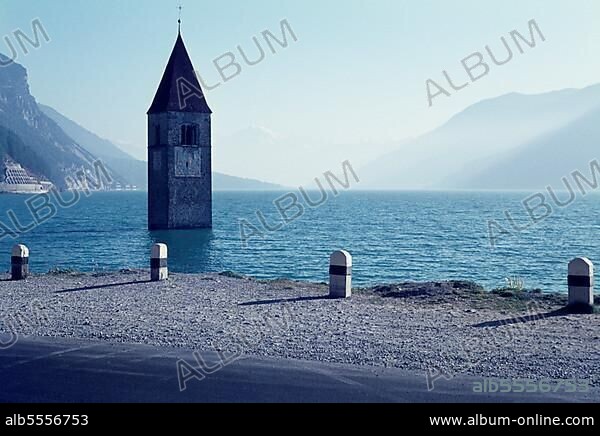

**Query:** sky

left=1, top=0, right=600, bottom=172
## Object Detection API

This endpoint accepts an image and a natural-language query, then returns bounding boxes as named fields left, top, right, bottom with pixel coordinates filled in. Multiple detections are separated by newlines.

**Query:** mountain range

left=0, top=53, right=284, bottom=191
left=206, top=85, right=600, bottom=191
left=2, top=51, right=599, bottom=192
left=0, top=53, right=125, bottom=189
left=358, top=85, right=600, bottom=190
left=38, top=104, right=147, bottom=189
left=214, top=126, right=400, bottom=187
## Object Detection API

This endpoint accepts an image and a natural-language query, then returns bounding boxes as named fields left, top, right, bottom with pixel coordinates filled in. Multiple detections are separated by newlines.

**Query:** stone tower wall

left=148, top=112, right=212, bottom=229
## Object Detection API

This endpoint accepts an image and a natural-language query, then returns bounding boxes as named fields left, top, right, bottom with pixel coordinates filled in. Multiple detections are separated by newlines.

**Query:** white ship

left=0, top=162, right=53, bottom=194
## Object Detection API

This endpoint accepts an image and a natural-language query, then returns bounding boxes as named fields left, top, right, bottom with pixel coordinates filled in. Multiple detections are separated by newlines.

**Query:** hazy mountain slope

left=215, top=126, right=400, bottom=187
left=0, top=125, right=43, bottom=180
left=459, top=106, right=600, bottom=190
left=0, top=54, right=124, bottom=188
left=39, top=104, right=147, bottom=188
left=359, top=85, right=600, bottom=189
left=39, top=104, right=134, bottom=161
left=213, top=172, right=285, bottom=191
left=39, top=103, right=285, bottom=191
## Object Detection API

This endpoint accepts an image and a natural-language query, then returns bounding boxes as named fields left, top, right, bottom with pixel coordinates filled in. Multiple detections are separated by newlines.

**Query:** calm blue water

left=0, top=191, right=598, bottom=292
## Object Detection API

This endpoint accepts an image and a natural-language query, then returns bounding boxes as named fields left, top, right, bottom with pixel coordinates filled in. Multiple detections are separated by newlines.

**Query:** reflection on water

left=148, top=229, right=224, bottom=273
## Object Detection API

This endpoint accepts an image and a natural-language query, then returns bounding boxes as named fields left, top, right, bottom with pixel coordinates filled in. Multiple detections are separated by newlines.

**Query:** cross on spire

left=178, top=5, right=183, bottom=33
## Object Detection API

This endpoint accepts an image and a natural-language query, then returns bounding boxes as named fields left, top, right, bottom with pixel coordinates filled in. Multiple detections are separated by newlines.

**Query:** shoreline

left=1, top=271, right=598, bottom=386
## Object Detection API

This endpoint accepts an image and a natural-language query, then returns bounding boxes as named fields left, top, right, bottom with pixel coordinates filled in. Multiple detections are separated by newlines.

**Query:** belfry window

left=181, top=124, right=199, bottom=146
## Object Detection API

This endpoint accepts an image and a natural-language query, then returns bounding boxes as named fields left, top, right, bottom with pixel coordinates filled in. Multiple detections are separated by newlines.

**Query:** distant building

left=147, top=26, right=213, bottom=230
left=0, top=161, right=52, bottom=194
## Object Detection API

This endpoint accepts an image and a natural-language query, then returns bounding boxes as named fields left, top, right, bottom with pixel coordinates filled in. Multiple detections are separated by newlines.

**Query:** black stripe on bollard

left=11, top=256, right=29, bottom=266
left=329, top=265, right=352, bottom=276
left=151, top=259, right=168, bottom=269
left=568, top=275, right=592, bottom=287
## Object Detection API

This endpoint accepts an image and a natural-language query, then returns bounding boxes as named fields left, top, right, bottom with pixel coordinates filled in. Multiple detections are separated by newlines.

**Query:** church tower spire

left=147, top=30, right=211, bottom=114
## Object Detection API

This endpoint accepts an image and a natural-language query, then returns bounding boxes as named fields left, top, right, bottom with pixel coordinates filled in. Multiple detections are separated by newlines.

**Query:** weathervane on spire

left=178, top=5, right=183, bottom=33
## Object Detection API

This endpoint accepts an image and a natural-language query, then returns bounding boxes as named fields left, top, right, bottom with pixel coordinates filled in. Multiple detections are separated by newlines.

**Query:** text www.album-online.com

left=430, top=415, right=595, bottom=427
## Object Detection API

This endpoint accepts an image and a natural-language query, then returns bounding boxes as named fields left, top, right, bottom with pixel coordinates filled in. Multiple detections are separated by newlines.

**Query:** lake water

left=0, top=191, right=598, bottom=292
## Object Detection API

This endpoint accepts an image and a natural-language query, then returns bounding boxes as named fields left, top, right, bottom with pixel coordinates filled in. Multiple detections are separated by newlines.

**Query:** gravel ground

left=0, top=271, right=598, bottom=385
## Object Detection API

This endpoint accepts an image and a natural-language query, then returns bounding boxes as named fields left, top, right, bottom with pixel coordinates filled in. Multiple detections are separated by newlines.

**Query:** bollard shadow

left=472, top=308, right=575, bottom=328
left=55, top=280, right=153, bottom=294
left=239, top=295, right=331, bottom=307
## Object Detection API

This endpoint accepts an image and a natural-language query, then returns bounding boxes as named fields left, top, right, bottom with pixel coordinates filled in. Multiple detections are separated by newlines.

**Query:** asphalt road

left=0, top=336, right=597, bottom=403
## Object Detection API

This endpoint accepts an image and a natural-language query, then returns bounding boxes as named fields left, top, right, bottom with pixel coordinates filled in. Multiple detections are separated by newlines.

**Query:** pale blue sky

left=1, top=0, right=599, bottom=163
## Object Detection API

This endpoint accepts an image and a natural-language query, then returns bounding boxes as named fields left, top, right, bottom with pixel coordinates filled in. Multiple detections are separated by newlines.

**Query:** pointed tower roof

left=148, top=32, right=212, bottom=114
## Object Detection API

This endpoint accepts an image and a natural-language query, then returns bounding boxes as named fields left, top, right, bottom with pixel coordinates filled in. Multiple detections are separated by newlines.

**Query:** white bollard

left=151, top=243, right=168, bottom=282
left=568, top=257, right=594, bottom=311
left=329, top=250, right=352, bottom=298
left=11, top=244, right=29, bottom=281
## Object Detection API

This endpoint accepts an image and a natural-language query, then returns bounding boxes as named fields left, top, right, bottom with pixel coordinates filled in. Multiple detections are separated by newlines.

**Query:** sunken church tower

left=147, top=25, right=212, bottom=230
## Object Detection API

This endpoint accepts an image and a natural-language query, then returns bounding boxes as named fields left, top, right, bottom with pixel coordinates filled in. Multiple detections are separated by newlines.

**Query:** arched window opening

left=181, top=124, right=199, bottom=146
